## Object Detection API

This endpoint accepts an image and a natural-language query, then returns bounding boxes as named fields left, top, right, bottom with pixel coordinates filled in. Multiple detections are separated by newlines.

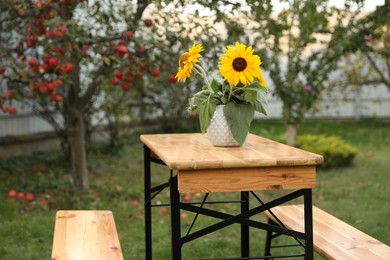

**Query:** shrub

left=296, top=134, right=359, bottom=169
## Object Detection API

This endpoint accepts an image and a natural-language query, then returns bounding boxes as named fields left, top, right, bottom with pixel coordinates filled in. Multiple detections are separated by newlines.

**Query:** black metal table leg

left=304, top=189, right=314, bottom=260
left=144, top=145, right=152, bottom=260
left=264, top=218, right=273, bottom=257
left=241, top=191, right=250, bottom=257
left=170, top=176, right=182, bottom=259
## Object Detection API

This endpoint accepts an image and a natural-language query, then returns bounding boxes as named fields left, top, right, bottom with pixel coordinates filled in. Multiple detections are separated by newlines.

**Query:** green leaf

left=252, top=100, right=268, bottom=115
left=199, top=94, right=217, bottom=133
left=243, top=85, right=268, bottom=115
left=104, top=57, right=111, bottom=66
left=248, top=80, right=263, bottom=89
left=210, top=79, right=219, bottom=92
left=243, top=88, right=257, bottom=102
left=224, top=103, right=255, bottom=145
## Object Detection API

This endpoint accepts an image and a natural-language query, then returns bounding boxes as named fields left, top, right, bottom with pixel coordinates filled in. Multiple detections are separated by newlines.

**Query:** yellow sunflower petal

left=175, top=42, right=203, bottom=83
left=219, top=42, right=266, bottom=86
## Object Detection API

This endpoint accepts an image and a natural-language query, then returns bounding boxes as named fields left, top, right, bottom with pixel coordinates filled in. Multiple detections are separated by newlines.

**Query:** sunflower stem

left=228, top=85, right=234, bottom=102
left=194, top=64, right=212, bottom=91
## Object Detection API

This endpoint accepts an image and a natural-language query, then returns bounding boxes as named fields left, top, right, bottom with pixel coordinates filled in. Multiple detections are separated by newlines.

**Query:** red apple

left=8, top=190, right=17, bottom=197
left=17, top=192, right=24, bottom=200
left=55, top=95, right=63, bottom=102
left=56, top=79, right=63, bottom=87
left=61, top=63, right=73, bottom=73
left=40, top=199, right=49, bottom=207
left=126, top=31, right=134, bottom=38
left=66, top=63, right=73, bottom=73
left=131, top=200, right=140, bottom=207
left=81, top=44, right=88, bottom=56
left=8, top=107, right=17, bottom=114
left=169, top=75, right=177, bottom=83
left=144, top=19, right=153, bottom=27
left=46, top=30, right=54, bottom=38
left=54, top=29, right=64, bottom=38
left=160, top=207, right=168, bottom=215
left=6, top=89, right=14, bottom=99
left=122, top=84, right=131, bottom=91
left=47, top=81, right=56, bottom=91
left=183, top=194, right=192, bottom=202
left=39, top=85, right=48, bottom=93
left=117, top=44, right=127, bottom=57
left=28, top=58, right=38, bottom=67
left=112, top=77, right=120, bottom=85
left=49, top=57, right=58, bottom=69
left=180, top=213, right=188, bottom=220
left=25, top=193, right=35, bottom=201
left=152, top=69, right=160, bottom=77
left=114, top=71, right=123, bottom=78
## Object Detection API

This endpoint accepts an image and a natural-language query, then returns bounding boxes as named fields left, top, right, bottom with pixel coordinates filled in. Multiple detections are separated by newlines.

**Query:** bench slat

left=264, top=205, right=390, bottom=260
left=51, top=210, right=124, bottom=260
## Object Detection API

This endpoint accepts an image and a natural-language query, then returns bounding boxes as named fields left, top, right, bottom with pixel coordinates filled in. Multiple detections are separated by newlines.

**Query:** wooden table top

left=140, top=133, right=323, bottom=171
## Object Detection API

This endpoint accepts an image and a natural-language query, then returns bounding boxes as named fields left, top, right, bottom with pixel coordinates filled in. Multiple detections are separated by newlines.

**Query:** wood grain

left=178, top=165, right=316, bottom=193
left=51, top=210, right=123, bottom=260
left=140, top=133, right=324, bottom=170
left=264, top=205, right=390, bottom=260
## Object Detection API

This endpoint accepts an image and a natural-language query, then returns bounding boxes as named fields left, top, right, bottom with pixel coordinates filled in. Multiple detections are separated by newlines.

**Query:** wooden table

left=140, top=133, right=323, bottom=259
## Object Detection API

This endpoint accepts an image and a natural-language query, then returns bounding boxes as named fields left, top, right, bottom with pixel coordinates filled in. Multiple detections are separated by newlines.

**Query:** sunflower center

left=179, top=53, right=190, bottom=69
left=232, top=57, right=247, bottom=72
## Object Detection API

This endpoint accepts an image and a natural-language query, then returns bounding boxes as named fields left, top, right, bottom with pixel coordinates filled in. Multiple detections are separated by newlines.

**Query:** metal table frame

left=144, top=145, right=314, bottom=260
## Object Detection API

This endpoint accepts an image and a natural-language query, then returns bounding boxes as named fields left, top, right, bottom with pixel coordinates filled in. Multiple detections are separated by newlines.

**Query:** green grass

left=0, top=118, right=389, bottom=259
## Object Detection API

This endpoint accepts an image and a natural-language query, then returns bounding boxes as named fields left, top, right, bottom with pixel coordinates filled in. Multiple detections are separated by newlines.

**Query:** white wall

left=1, top=83, right=389, bottom=138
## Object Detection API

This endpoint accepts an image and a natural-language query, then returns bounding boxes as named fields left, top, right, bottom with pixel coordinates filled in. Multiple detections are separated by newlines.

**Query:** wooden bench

left=51, top=210, right=124, bottom=260
left=263, top=205, right=390, bottom=259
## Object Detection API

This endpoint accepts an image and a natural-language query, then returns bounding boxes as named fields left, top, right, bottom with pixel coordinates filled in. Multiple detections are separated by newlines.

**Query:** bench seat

left=51, top=210, right=123, bottom=260
left=264, top=204, right=390, bottom=260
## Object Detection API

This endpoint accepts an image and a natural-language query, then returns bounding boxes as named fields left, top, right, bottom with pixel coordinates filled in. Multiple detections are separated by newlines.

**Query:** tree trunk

left=67, top=105, right=89, bottom=192
left=354, top=87, right=361, bottom=122
left=286, top=124, right=297, bottom=146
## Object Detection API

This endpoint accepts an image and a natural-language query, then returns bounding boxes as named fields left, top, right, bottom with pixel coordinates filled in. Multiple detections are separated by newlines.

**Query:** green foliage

left=0, top=119, right=390, bottom=259
left=250, top=119, right=360, bottom=169
left=245, top=0, right=335, bottom=126
left=296, top=134, right=359, bottom=169
left=324, top=1, right=389, bottom=99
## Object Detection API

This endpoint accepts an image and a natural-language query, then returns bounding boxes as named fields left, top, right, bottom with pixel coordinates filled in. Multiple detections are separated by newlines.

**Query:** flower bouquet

left=175, top=42, right=268, bottom=146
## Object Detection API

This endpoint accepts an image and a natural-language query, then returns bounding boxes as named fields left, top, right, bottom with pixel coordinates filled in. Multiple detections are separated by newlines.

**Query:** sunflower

left=219, top=42, right=266, bottom=87
left=175, top=43, right=203, bottom=83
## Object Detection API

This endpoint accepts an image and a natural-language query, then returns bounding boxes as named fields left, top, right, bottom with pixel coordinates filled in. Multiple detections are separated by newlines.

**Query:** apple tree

left=324, top=1, right=389, bottom=118
left=0, top=0, right=231, bottom=192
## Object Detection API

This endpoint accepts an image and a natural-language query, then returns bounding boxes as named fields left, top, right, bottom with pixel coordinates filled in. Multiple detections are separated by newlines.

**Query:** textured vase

left=206, top=105, right=243, bottom=146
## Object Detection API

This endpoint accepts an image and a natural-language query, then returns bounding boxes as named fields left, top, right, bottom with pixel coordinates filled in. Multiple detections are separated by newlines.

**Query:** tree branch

left=132, top=0, right=151, bottom=29
left=365, top=52, right=390, bottom=89
left=80, top=64, right=108, bottom=105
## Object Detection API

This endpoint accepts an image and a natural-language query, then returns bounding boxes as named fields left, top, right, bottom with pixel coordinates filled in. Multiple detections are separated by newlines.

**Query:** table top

left=140, top=133, right=323, bottom=171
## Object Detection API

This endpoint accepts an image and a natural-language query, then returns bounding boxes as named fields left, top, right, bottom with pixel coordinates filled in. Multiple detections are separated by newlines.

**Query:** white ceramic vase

left=206, top=105, right=242, bottom=147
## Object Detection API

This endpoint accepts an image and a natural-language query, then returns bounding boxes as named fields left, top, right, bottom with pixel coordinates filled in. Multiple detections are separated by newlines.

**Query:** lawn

left=0, top=118, right=389, bottom=259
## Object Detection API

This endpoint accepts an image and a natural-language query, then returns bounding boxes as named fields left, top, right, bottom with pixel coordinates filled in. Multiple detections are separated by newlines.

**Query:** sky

left=328, top=0, right=385, bottom=11
left=181, top=0, right=385, bottom=16
left=271, top=0, right=385, bottom=12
